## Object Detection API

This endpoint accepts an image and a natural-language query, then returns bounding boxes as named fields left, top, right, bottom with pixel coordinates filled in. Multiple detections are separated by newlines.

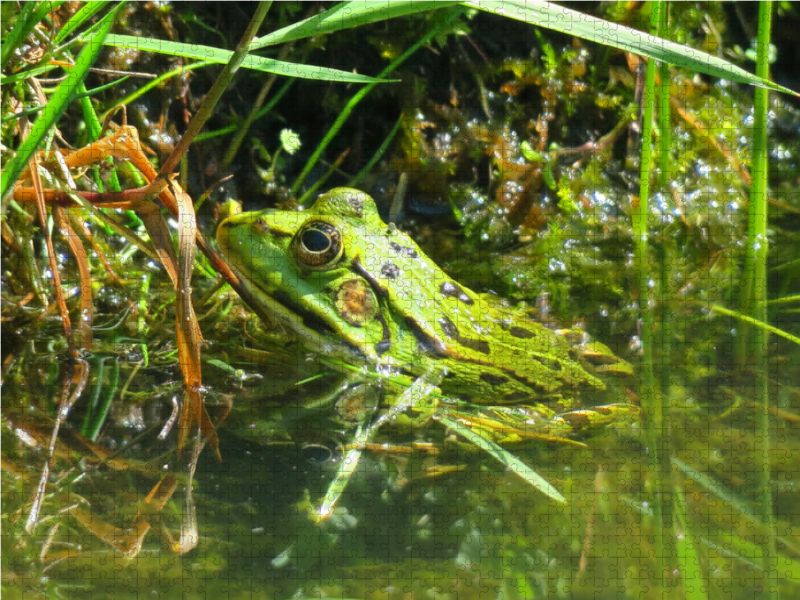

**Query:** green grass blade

left=709, top=304, right=800, bottom=347
left=291, top=6, right=464, bottom=194
left=28, top=1, right=67, bottom=33
left=749, top=5, right=777, bottom=596
left=251, top=0, right=460, bottom=49
left=674, top=488, right=709, bottom=600
left=772, top=257, right=800, bottom=272
left=672, top=458, right=759, bottom=521
left=348, top=113, right=404, bottom=187
left=768, top=294, right=800, bottom=305
left=462, top=1, right=797, bottom=96
left=634, top=2, right=669, bottom=588
left=1, top=1, right=38, bottom=69
left=437, top=414, right=566, bottom=504
left=52, top=1, right=113, bottom=46
left=1, top=76, right=129, bottom=123
left=194, top=77, right=293, bottom=143
left=88, top=358, right=120, bottom=441
left=99, top=60, right=213, bottom=123
left=0, top=3, right=121, bottom=200
left=103, top=34, right=396, bottom=83
left=704, top=533, right=800, bottom=581
left=1, top=1, right=68, bottom=68
left=1, top=64, right=60, bottom=85
left=160, top=1, right=272, bottom=177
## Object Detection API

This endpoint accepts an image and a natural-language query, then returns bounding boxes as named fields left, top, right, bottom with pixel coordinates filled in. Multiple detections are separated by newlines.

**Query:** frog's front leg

left=384, top=385, right=440, bottom=431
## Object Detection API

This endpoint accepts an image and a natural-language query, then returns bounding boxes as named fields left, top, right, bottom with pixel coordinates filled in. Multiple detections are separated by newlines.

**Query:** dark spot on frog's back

left=532, top=355, right=563, bottom=371
left=479, top=372, right=508, bottom=387
left=440, top=281, right=474, bottom=305
left=509, top=326, right=536, bottom=339
left=389, top=242, right=418, bottom=259
left=405, top=316, right=446, bottom=356
left=438, top=316, right=458, bottom=340
left=347, top=194, right=363, bottom=216
left=438, top=316, right=490, bottom=355
left=380, top=262, right=400, bottom=280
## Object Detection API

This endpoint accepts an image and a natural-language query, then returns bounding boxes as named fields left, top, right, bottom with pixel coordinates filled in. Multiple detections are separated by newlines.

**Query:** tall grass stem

left=635, top=0, right=671, bottom=590
left=748, top=2, right=777, bottom=597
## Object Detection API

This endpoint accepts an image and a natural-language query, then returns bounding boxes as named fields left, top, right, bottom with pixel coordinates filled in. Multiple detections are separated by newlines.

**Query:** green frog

left=216, top=188, right=633, bottom=416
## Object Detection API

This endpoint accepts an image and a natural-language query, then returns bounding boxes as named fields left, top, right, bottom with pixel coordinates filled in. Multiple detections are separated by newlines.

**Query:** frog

left=216, top=188, right=633, bottom=416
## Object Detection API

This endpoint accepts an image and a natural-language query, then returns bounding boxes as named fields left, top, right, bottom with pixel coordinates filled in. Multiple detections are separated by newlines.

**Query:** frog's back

left=403, top=291, right=608, bottom=405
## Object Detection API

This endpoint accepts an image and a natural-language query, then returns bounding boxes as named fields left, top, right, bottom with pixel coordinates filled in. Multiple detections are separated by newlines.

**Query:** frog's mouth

left=225, top=261, right=369, bottom=362
left=228, top=262, right=327, bottom=335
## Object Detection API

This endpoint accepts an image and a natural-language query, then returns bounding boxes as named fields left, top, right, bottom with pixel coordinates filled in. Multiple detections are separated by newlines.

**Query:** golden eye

left=294, top=221, right=343, bottom=269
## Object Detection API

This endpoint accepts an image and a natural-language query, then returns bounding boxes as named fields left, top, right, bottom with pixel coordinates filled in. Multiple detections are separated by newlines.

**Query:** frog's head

left=217, top=188, right=428, bottom=360
left=217, top=188, right=383, bottom=277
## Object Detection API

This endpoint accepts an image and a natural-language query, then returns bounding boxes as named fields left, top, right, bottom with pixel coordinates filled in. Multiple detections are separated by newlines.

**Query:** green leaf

left=1, top=63, right=58, bottom=86
left=204, top=359, right=237, bottom=374
left=103, top=34, right=396, bottom=84
left=251, top=0, right=460, bottom=49
left=53, top=1, right=113, bottom=46
left=520, top=140, right=545, bottom=162
left=462, top=1, right=798, bottom=97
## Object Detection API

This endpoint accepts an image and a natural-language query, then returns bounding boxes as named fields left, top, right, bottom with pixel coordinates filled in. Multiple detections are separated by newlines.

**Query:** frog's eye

left=294, top=221, right=343, bottom=269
